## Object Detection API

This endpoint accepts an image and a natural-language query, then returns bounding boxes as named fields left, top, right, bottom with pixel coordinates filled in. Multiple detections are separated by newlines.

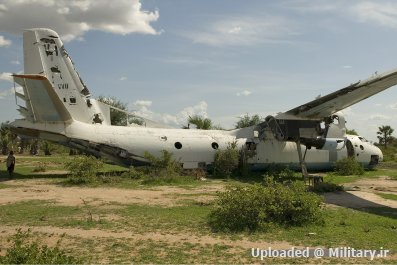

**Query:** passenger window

left=174, top=142, right=182, bottom=149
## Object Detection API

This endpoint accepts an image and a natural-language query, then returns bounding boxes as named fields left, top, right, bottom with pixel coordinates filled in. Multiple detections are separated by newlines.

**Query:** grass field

left=0, top=154, right=396, bottom=263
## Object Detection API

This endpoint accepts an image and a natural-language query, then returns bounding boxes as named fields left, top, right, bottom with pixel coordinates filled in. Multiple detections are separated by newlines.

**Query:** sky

left=1, top=0, right=397, bottom=142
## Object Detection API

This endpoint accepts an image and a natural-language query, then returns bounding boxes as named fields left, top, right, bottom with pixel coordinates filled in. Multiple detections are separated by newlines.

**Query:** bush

left=0, top=229, right=80, bottom=264
left=208, top=179, right=324, bottom=232
left=264, top=165, right=297, bottom=182
left=310, top=182, right=344, bottom=193
left=64, top=156, right=104, bottom=184
left=213, top=142, right=239, bottom=177
left=120, top=167, right=146, bottom=179
left=334, top=157, right=364, bottom=176
left=143, top=150, right=182, bottom=178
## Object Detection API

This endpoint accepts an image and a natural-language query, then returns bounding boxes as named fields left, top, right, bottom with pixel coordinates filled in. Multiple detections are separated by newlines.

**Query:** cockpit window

left=358, top=137, right=368, bottom=142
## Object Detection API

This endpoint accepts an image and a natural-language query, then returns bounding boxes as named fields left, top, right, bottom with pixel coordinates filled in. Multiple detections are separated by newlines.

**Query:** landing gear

left=295, top=139, right=308, bottom=181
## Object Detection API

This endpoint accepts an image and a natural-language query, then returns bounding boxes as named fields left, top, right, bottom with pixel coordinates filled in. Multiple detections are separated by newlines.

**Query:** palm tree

left=377, top=125, right=394, bottom=148
left=184, top=115, right=212, bottom=130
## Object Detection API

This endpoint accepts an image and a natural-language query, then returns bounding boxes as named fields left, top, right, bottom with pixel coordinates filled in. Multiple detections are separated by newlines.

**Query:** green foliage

left=184, top=115, right=212, bottom=130
left=213, top=142, right=239, bottom=177
left=120, top=167, right=147, bottom=180
left=377, top=125, right=394, bottom=148
left=64, top=156, right=104, bottom=184
left=235, top=114, right=263, bottom=129
left=264, top=164, right=298, bottom=182
left=0, top=229, right=80, bottom=264
left=208, top=179, right=324, bottom=232
left=0, top=121, right=18, bottom=155
left=310, top=182, right=344, bottom=193
left=334, top=157, right=364, bottom=176
left=346, top=128, right=358, bottom=135
left=98, top=96, right=129, bottom=126
left=143, top=150, right=182, bottom=178
left=377, top=145, right=397, bottom=162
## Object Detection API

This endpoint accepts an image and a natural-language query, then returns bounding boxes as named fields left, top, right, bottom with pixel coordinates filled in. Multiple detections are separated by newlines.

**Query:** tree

left=97, top=96, right=128, bottom=126
left=377, top=125, right=394, bottom=148
left=0, top=122, right=18, bottom=155
left=97, top=96, right=144, bottom=126
left=184, top=115, right=212, bottom=130
left=235, top=114, right=263, bottom=129
left=346, top=129, right=358, bottom=135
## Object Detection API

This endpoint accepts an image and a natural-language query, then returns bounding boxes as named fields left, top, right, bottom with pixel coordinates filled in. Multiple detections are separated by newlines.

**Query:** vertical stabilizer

left=15, top=28, right=111, bottom=125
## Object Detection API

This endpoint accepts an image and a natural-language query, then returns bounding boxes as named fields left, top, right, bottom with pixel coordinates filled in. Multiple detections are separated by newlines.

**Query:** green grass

left=243, top=207, right=397, bottom=251
left=324, top=168, right=397, bottom=185
left=0, top=200, right=120, bottom=230
left=117, top=203, right=212, bottom=234
left=0, top=182, right=11, bottom=189
left=376, top=192, right=397, bottom=201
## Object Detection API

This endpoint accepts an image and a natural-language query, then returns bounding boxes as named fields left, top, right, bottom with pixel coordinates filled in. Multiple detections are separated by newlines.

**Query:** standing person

left=6, top=151, right=15, bottom=178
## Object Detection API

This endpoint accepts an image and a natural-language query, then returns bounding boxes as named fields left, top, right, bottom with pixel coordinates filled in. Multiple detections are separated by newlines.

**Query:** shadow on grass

left=0, top=171, right=68, bottom=181
left=324, top=191, right=397, bottom=219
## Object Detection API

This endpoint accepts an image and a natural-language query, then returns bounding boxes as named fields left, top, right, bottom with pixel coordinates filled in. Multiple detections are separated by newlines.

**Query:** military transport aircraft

left=8, top=28, right=397, bottom=174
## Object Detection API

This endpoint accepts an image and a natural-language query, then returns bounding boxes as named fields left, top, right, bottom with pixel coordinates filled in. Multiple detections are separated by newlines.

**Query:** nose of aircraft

left=375, top=145, right=383, bottom=162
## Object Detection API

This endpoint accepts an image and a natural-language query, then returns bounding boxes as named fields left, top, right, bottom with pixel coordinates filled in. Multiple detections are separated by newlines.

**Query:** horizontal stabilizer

left=17, top=105, right=30, bottom=118
left=13, top=74, right=72, bottom=122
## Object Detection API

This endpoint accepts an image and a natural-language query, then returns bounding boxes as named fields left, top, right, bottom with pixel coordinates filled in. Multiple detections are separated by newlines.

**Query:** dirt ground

left=1, top=176, right=396, bottom=209
left=324, top=176, right=397, bottom=209
left=0, top=176, right=396, bottom=263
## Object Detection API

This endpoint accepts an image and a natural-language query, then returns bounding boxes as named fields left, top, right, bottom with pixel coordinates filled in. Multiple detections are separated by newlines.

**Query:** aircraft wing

left=283, top=69, right=397, bottom=119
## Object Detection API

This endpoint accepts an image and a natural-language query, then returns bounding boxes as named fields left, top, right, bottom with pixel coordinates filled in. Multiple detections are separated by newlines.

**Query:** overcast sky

left=1, top=0, right=397, bottom=141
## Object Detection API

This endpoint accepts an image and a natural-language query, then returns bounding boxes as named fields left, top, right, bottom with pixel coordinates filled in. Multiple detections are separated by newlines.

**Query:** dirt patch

left=324, top=176, right=397, bottom=209
left=0, top=225, right=293, bottom=250
left=0, top=179, right=224, bottom=207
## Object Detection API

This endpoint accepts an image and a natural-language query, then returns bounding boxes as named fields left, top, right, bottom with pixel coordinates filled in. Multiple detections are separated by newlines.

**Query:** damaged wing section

left=285, top=69, right=397, bottom=119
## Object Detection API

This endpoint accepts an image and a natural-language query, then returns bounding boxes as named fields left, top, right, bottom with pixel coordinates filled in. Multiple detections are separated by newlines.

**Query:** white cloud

left=0, top=72, right=13, bottom=82
left=119, top=76, right=127, bottom=81
left=0, top=0, right=160, bottom=42
left=389, top=102, right=397, bottom=109
left=132, top=100, right=208, bottom=127
left=0, top=87, right=14, bottom=99
left=236, top=90, right=252, bottom=96
left=283, top=0, right=341, bottom=13
left=184, top=16, right=299, bottom=47
left=369, top=114, right=392, bottom=120
left=134, top=100, right=152, bottom=107
left=0, top=35, right=12, bottom=47
left=352, top=2, right=397, bottom=29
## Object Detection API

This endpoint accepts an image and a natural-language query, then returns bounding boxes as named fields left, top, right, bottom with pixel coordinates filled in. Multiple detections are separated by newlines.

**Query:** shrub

left=334, top=157, right=364, bottom=176
left=310, top=182, right=344, bottom=193
left=264, top=165, right=297, bottom=182
left=208, top=179, right=324, bottom=232
left=0, top=229, right=80, bottom=264
left=144, top=150, right=182, bottom=178
left=213, top=142, right=239, bottom=177
left=64, top=156, right=104, bottom=184
left=120, top=167, right=146, bottom=179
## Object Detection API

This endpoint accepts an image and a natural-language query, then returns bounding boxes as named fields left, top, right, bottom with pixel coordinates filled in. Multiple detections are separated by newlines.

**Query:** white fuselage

left=11, top=119, right=383, bottom=170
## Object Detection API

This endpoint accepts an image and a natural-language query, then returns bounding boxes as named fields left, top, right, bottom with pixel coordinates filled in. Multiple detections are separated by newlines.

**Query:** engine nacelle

left=318, top=138, right=346, bottom=151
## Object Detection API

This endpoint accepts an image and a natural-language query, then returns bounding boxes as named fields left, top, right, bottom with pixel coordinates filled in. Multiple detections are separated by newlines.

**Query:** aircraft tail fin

left=15, top=28, right=111, bottom=125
